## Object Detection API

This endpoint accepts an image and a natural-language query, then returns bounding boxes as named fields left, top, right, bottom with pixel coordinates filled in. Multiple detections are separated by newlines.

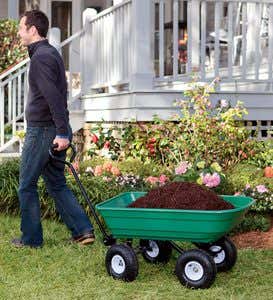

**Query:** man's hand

left=53, top=137, right=70, bottom=151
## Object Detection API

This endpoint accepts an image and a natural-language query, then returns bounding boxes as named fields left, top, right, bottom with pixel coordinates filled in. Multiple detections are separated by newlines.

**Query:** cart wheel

left=139, top=240, right=172, bottom=263
left=196, top=237, right=237, bottom=272
left=105, top=244, right=138, bottom=282
left=175, top=249, right=216, bottom=289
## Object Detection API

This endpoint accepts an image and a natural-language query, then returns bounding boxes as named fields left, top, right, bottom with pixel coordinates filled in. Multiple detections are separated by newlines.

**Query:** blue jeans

left=18, top=125, right=93, bottom=246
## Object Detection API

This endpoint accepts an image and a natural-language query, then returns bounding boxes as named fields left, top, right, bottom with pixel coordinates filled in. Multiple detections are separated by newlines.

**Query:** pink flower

left=145, top=176, right=159, bottom=185
left=234, top=192, right=241, bottom=196
left=94, top=165, right=103, bottom=176
left=201, top=172, right=221, bottom=188
left=111, top=166, right=121, bottom=176
left=220, top=99, right=229, bottom=108
left=256, top=185, right=268, bottom=194
left=102, top=162, right=113, bottom=172
left=175, top=161, right=190, bottom=175
left=159, top=174, right=168, bottom=184
left=245, top=184, right=251, bottom=190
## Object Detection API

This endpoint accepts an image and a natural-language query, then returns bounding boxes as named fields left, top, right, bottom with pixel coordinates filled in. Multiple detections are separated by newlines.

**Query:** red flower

left=103, top=141, right=110, bottom=149
left=91, top=134, right=99, bottom=144
left=148, top=137, right=156, bottom=144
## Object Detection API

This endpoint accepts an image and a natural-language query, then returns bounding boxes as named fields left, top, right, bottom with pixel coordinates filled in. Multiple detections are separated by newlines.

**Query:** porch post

left=48, top=27, right=61, bottom=52
left=190, top=0, right=200, bottom=69
left=129, top=0, right=154, bottom=90
left=8, top=0, right=19, bottom=20
left=39, top=0, right=49, bottom=15
left=81, top=8, right=98, bottom=94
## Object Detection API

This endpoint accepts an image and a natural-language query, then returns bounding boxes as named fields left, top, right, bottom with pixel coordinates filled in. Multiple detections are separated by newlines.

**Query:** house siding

left=0, top=0, right=8, bottom=19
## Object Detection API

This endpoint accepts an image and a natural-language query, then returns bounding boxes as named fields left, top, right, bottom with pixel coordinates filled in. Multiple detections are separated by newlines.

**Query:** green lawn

left=0, top=214, right=272, bottom=300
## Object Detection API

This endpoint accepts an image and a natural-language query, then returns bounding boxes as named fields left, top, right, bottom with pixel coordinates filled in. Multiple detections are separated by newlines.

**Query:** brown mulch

left=231, top=218, right=273, bottom=250
left=129, top=182, right=234, bottom=210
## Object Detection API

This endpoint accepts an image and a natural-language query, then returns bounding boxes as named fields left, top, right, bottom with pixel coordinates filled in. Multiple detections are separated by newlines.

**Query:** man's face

left=18, top=16, right=34, bottom=46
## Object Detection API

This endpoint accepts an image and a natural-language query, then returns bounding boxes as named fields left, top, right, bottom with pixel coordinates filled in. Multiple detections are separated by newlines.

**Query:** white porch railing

left=79, top=0, right=273, bottom=92
left=0, top=58, right=29, bottom=151
left=154, top=0, right=273, bottom=88
left=83, top=0, right=133, bottom=92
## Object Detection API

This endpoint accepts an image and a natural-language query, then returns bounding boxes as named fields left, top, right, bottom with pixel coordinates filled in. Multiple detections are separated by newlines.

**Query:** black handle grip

left=49, top=143, right=77, bottom=164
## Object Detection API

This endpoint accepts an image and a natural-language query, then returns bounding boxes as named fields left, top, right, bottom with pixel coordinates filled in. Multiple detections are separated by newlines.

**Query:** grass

left=0, top=214, right=273, bottom=300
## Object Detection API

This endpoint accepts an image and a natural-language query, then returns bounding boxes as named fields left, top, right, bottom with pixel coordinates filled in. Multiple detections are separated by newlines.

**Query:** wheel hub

left=184, top=261, right=204, bottom=281
left=146, top=240, right=160, bottom=258
left=209, top=245, right=225, bottom=264
left=111, top=255, right=126, bottom=274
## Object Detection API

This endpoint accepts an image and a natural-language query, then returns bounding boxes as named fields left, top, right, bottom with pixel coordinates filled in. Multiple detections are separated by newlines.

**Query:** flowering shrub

left=88, top=162, right=121, bottom=177
left=87, top=123, right=121, bottom=160
left=119, top=79, right=252, bottom=169
left=173, top=160, right=225, bottom=191
left=238, top=184, right=273, bottom=212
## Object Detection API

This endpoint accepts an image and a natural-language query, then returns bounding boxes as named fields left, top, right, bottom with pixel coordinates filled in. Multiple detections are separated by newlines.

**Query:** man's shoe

left=71, top=232, right=95, bottom=246
left=11, top=238, right=42, bottom=249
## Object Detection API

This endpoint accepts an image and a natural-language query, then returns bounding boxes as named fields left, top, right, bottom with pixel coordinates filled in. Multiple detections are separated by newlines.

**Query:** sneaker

left=71, top=232, right=95, bottom=246
left=11, top=238, right=42, bottom=249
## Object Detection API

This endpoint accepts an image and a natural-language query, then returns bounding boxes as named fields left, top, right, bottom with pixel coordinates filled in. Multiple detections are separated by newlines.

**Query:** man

left=12, top=10, right=94, bottom=248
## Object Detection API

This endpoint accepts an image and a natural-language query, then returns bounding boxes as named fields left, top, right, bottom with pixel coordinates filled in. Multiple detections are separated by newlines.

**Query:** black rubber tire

left=175, top=249, right=217, bottom=289
left=196, top=237, right=237, bottom=272
left=105, top=244, right=139, bottom=282
left=139, top=240, right=172, bottom=263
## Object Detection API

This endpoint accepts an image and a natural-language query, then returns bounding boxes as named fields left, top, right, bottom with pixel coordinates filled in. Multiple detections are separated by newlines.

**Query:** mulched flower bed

left=231, top=217, right=273, bottom=249
left=128, top=182, right=234, bottom=210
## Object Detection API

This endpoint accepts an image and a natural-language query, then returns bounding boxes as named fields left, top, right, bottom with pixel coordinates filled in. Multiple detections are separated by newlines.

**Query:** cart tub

left=96, top=192, right=254, bottom=243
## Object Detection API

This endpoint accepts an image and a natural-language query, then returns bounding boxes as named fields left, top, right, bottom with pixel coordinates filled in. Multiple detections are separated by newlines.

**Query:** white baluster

left=268, top=4, right=273, bottom=85
left=159, top=0, right=165, bottom=78
left=0, top=86, right=4, bottom=147
left=173, top=0, right=179, bottom=79
left=200, top=0, right=207, bottom=80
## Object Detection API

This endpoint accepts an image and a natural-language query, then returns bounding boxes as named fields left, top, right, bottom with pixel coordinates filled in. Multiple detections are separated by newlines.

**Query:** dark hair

left=22, top=10, right=49, bottom=38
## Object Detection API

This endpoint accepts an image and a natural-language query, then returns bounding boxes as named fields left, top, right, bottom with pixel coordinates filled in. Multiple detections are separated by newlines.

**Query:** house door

left=51, top=1, right=72, bottom=68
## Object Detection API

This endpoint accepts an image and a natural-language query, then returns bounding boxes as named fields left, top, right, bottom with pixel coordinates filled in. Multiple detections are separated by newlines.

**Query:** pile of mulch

left=231, top=217, right=273, bottom=249
left=128, top=182, right=234, bottom=210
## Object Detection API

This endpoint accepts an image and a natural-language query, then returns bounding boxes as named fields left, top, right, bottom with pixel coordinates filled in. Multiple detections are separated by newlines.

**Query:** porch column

left=72, top=0, right=83, bottom=34
left=129, top=0, right=154, bottom=90
left=81, top=8, right=98, bottom=93
left=8, top=0, right=19, bottom=20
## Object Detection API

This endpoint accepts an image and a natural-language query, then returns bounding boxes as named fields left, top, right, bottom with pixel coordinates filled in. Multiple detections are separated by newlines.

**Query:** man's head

left=18, top=10, right=49, bottom=46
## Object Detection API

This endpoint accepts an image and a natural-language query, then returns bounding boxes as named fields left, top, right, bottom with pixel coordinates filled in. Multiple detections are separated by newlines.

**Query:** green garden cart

left=49, top=144, right=254, bottom=289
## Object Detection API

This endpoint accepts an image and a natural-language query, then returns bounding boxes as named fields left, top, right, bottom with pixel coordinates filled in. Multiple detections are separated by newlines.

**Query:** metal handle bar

left=48, top=143, right=115, bottom=246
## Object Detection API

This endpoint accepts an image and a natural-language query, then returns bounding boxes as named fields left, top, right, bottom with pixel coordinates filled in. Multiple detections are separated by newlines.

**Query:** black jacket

left=26, top=39, right=69, bottom=136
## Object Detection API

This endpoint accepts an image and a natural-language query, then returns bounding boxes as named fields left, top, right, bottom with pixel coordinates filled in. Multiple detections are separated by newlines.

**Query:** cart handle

left=48, top=143, right=116, bottom=246
left=49, top=143, right=77, bottom=164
